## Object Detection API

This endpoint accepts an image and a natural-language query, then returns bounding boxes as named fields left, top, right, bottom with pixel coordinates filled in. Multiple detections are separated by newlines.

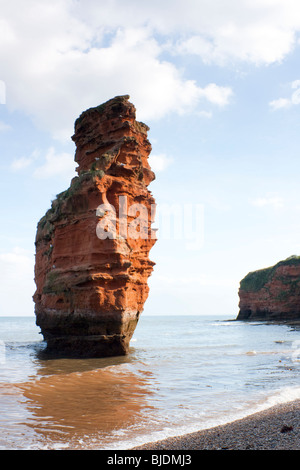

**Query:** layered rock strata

left=237, top=256, right=300, bottom=321
left=33, top=95, right=156, bottom=357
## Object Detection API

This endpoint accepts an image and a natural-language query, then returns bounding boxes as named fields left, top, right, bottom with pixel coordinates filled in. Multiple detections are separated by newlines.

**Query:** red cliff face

left=237, top=256, right=300, bottom=321
left=33, top=95, right=156, bottom=357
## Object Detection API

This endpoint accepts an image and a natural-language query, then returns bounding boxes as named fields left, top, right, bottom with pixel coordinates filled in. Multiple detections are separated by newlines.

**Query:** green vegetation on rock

left=240, top=255, right=300, bottom=292
left=240, top=266, right=275, bottom=292
left=43, top=270, right=69, bottom=295
left=74, top=95, right=131, bottom=128
left=36, top=168, right=105, bottom=245
left=75, top=102, right=107, bottom=127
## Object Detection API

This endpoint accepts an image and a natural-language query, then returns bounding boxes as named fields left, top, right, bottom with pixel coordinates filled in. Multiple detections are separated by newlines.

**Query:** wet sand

left=132, top=400, right=300, bottom=450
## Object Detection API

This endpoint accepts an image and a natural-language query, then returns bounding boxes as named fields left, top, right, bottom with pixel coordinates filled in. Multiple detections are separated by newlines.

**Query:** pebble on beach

left=132, top=400, right=300, bottom=450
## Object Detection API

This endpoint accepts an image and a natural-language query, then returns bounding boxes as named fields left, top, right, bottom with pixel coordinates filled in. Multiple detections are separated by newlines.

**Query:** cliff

left=237, top=256, right=300, bottom=321
left=33, top=95, right=156, bottom=357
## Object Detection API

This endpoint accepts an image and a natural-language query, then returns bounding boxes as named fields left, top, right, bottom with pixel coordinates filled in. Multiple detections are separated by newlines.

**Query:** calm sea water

left=0, top=314, right=300, bottom=450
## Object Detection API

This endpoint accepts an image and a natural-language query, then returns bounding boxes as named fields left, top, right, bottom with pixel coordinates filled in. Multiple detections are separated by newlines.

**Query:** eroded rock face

left=237, top=256, right=300, bottom=321
left=33, top=95, right=156, bottom=357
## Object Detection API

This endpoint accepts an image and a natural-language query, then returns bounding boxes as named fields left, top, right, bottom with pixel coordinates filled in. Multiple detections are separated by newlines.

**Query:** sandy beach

left=132, top=400, right=300, bottom=450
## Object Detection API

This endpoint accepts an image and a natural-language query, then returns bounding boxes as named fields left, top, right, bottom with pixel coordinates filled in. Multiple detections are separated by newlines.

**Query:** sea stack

left=33, top=95, right=156, bottom=357
left=237, top=256, right=300, bottom=321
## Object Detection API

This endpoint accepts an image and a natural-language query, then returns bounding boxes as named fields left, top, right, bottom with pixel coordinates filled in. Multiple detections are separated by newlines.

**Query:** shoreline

left=131, top=399, right=300, bottom=450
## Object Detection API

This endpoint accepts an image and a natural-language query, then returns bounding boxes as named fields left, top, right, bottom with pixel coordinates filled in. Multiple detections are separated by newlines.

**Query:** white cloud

left=10, top=149, right=39, bottom=171
left=251, top=195, right=284, bottom=209
left=0, top=1, right=238, bottom=140
left=198, top=83, right=233, bottom=107
left=196, top=110, right=213, bottom=119
left=0, top=247, right=33, bottom=273
left=269, top=98, right=292, bottom=110
left=11, top=156, right=34, bottom=171
left=269, top=79, right=300, bottom=110
left=0, top=247, right=35, bottom=316
left=166, top=0, right=300, bottom=65
left=0, top=120, right=11, bottom=132
left=0, top=80, right=5, bottom=104
left=1, top=0, right=300, bottom=140
left=291, top=84, right=300, bottom=104
left=149, top=154, right=174, bottom=172
left=33, top=147, right=76, bottom=179
left=175, top=26, right=295, bottom=66
left=292, top=79, right=300, bottom=89
left=77, top=0, right=300, bottom=65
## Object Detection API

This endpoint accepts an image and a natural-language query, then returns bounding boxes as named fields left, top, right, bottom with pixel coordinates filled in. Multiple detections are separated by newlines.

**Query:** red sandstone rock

left=33, top=95, right=156, bottom=357
left=237, top=256, right=300, bottom=321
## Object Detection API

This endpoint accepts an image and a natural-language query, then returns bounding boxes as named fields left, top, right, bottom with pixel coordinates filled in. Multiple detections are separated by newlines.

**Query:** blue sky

left=1, top=0, right=300, bottom=317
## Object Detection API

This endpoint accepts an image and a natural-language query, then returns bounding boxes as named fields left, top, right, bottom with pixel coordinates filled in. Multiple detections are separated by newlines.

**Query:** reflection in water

left=0, top=343, right=154, bottom=450
left=17, top=364, right=153, bottom=449
left=33, top=349, right=136, bottom=377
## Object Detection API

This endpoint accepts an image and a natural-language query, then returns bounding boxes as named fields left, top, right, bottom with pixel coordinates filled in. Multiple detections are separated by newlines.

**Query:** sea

left=0, top=314, right=299, bottom=450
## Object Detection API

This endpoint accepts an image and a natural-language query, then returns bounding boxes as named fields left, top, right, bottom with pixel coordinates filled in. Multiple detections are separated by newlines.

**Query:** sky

left=1, top=0, right=300, bottom=317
